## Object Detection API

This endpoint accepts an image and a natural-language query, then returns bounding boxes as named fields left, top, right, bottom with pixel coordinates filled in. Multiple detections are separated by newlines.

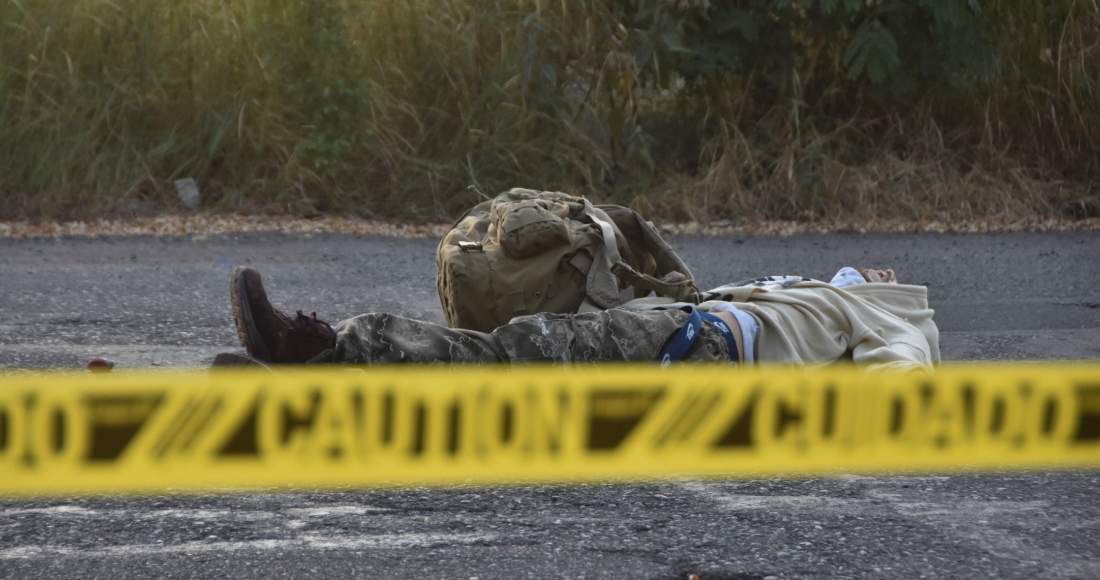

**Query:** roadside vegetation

left=1, top=0, right=1097, bottom=225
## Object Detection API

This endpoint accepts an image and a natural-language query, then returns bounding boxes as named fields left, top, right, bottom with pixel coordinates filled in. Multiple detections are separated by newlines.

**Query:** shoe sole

left=211, top=351, right=275, bottom=372
left=230, top=267, right=275, bottom=363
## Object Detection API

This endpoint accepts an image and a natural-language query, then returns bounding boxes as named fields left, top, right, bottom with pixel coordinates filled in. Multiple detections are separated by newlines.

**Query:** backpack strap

left=579, top=201, right=701, bottom=310
left=655, top=306, right=739, bottom=366
left=577, top=201, right=625, bottom=312
left=616, top=208, right=696, bottom=286
left=611, top=260, right=701, bottom=303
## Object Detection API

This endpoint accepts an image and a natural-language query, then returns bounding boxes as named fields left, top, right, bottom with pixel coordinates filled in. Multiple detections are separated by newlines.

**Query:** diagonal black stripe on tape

left=587, top=389, right=662, bottom=450
left=87, top=396, right=161, bottom=461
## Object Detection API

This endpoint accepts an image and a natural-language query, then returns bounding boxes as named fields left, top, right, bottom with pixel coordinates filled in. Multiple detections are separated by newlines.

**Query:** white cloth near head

left=829, top=266, right=868, bottom=288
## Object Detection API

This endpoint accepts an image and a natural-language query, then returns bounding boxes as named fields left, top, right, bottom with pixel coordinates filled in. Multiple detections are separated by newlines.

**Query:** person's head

left=860, top=268, right=897, bottom=283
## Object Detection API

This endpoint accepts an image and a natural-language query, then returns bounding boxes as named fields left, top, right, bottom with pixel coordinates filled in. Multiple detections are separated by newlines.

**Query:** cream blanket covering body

left=624, top=281, right=939, bottom=372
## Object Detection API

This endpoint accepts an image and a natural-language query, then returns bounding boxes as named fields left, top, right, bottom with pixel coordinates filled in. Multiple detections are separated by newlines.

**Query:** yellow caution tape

left=1, top=363, right=1099, bottom=496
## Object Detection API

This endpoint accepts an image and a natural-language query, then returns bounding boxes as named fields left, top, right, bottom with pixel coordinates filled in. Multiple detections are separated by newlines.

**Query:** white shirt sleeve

left=829, top=267, right=866, bottom=288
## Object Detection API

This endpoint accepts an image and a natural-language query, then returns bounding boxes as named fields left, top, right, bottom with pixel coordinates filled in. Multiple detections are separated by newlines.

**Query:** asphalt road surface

left=2, top=231, right=1099, bottom=579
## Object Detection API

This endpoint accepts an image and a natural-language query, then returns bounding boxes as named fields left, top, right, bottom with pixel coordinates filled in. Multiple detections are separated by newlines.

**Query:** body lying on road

left=224, top=266, right=939, bottom=373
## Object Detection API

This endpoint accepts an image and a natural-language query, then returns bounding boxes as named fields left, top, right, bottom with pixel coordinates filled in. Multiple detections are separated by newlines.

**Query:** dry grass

left=1, top=0, right=1097, bottom=225
left=665, top=117, right=1093, bottom=223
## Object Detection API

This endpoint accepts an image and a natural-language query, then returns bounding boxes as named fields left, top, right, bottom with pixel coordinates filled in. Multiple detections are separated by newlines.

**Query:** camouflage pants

left=322, top=308, right=730, bottom=365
